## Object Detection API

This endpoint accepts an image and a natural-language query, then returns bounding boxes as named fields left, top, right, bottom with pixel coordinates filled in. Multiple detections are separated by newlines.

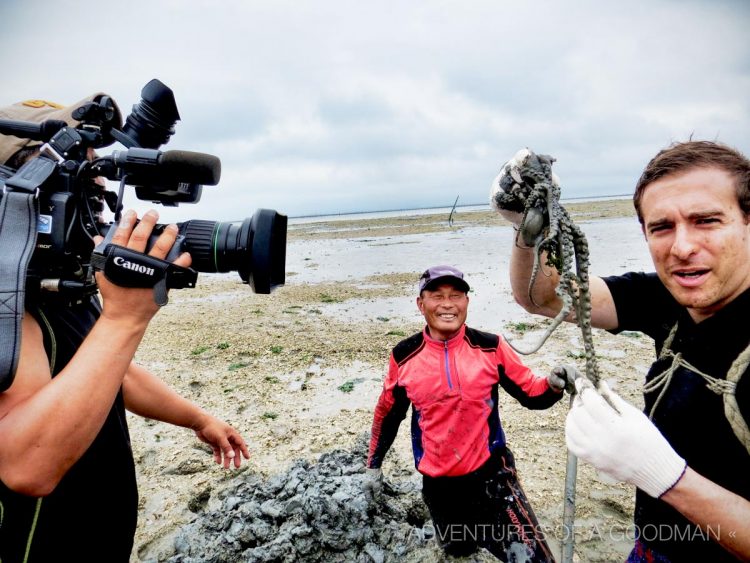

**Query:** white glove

left=489, top=148, right=531, bottom=226
left=547, top=364, right=581, bottom=393
left=565, top=379, right=686, bottom=498
left=489, top=148, right=562, bottom=221
left=363, top=467, right=383, bottom=499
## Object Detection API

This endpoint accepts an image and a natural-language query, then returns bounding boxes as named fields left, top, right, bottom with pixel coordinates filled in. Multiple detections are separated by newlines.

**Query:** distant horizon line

left=287, top=192, right=634, bottom=220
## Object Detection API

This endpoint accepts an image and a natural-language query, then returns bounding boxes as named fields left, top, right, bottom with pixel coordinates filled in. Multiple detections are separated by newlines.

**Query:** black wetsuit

left=604, top=272, right=750, bottom=562
left=0, top=296, right=137, bottom=563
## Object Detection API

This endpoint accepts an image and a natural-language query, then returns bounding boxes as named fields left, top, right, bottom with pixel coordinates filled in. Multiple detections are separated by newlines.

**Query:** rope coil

left=645, top=322, right=750, bottom=455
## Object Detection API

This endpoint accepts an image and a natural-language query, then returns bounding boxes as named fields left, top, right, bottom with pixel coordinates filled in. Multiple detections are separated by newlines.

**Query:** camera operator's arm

left=123, top=362, right=250, bottom=468
left=0, top=210, right=188, bottom=496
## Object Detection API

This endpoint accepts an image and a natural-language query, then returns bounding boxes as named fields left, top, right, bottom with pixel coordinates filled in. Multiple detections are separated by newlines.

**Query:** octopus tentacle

left=492, top=150, right=602, bottom=388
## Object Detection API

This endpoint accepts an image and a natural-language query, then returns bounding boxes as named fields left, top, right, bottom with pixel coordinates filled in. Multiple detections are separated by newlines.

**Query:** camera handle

left=91, top=226, right=198, bottom=307
left=0, top=154, right=58, bottom=391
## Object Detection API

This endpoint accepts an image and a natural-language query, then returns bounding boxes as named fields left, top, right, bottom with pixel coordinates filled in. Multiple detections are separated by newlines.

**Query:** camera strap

left=90, top=244, right=197, bottom=306
left=0, top=156, right=57, bottom=391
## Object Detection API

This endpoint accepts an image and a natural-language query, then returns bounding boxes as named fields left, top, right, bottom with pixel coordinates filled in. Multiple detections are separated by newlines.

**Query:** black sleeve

left=497, top=367, right=563, bottom=410
left=602, top=272, right=679, bottom=340
left=368, top=385, right=410, bottom=468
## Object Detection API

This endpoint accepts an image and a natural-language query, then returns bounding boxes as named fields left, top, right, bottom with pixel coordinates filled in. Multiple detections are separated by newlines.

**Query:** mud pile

left=164, top=436, right=439, bottom=562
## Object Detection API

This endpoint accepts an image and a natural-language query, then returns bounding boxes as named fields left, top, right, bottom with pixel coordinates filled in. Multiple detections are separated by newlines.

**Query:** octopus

left=490, top=148, right=601, bottom=388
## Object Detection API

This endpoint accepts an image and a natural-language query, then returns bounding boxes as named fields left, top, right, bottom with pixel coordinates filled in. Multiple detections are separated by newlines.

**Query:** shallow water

left=286, top=216, right=653, bottom=334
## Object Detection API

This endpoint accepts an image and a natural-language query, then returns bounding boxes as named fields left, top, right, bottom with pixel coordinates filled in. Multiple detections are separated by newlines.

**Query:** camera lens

left=178, top=209, right=287, bottom=294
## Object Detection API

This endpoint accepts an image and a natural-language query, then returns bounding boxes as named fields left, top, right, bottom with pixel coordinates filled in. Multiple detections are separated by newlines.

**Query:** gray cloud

left=0, top=0, right=748, bottom=220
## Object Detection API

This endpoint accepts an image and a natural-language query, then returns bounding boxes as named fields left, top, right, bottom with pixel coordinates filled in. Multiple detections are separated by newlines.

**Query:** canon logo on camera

left=113, top=256, right=155, bottom=276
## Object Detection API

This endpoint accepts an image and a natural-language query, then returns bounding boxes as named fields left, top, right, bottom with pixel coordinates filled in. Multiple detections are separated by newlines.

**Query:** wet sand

left=131, top=198, right=656, bottom=562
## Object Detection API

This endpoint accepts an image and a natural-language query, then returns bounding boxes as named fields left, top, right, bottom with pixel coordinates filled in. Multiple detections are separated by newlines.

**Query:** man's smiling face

left=417, top=283, right=469, bottom=340
left=641, top=166, right=750, bottom=322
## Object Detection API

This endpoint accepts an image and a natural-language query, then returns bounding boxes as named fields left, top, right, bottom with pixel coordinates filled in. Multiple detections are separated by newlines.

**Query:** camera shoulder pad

left=91, top=244, right=197, bottom=306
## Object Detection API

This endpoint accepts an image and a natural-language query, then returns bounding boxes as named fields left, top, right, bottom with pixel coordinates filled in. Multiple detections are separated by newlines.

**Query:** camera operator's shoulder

left=0, top=313, right=51, bottom=412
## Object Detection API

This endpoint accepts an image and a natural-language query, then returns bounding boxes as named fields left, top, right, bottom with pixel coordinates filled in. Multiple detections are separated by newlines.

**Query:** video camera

left=0, top=79, right=287, bottom=299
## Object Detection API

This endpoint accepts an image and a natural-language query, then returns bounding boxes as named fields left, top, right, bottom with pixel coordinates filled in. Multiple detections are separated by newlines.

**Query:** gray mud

left=163, top=436, right=446, bottom=563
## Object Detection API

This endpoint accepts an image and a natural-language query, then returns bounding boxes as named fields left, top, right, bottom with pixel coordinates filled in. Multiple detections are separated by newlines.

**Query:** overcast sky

left=1, top=0, right=748, bottom=221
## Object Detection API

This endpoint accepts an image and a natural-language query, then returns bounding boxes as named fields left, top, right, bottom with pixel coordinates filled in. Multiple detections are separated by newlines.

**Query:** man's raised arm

left=491, top=149, right=620, bottom=330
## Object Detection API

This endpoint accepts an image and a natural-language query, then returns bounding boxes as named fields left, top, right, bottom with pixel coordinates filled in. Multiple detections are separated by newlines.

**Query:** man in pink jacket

left=367, top=265, right=571, bottom=561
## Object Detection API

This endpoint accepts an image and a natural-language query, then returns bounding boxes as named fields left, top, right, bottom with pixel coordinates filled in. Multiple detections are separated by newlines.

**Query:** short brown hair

left=4, top=146, right=39, bottom=170
left=633, top=140, right=750, bottom=224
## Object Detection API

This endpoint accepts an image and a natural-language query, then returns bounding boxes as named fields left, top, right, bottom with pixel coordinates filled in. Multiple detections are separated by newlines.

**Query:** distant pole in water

left=448, top=195, right=460, bottom=226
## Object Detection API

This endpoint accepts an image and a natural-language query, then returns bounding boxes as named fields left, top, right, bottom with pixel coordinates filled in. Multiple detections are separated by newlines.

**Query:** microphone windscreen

left=159, top=150, right=221, bottom=185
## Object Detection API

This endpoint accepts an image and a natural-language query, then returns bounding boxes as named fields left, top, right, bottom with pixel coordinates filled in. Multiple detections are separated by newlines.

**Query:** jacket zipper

left=444, top=341, right=453, bottom=389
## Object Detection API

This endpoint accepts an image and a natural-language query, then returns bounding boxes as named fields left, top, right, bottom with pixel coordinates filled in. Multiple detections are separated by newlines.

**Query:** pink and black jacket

left=367, top=324, right=561, bottom=477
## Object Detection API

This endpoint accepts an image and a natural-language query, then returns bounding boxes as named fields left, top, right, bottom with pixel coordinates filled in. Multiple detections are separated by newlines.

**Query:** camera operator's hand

left=192, top=413, right=251, bottom=469
left=122, top=362, right=251, bottom=471
left=94, top=209, right=191, bottom=324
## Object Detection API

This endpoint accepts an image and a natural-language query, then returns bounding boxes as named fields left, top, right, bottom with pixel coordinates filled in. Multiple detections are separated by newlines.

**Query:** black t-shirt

left=604, top=272, right=750, bottom=562
left=0, top=296, right=138, bottom=563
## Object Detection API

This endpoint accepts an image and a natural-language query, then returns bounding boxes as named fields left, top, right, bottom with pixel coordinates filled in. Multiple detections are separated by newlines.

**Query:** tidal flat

left=131, top=198, right=654, bottom=562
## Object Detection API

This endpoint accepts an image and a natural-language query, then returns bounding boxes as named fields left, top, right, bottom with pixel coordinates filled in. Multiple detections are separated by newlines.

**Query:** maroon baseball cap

left=418, top=265, right=470, bottom=293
